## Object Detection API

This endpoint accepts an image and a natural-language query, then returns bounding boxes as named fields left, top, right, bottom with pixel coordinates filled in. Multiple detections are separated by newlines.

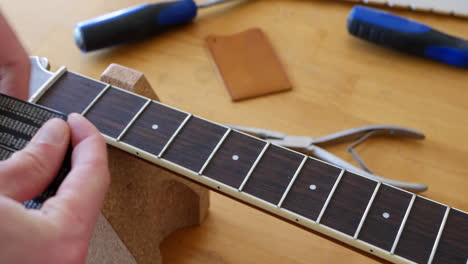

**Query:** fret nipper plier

left=226, top=124, right=427, bottom=192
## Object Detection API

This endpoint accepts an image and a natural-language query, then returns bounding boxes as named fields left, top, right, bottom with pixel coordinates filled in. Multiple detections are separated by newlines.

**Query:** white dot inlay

left=232, top=155, right=239, bottom=161
left=309, top=184, right=317, bottom=191
left=152, top=124, right=159, bottom=130
left=382, top=212, right=390, bottom=219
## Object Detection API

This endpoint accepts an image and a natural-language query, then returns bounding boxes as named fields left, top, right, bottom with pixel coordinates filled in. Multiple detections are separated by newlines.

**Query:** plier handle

left=225, top=125, right=427, bottom=192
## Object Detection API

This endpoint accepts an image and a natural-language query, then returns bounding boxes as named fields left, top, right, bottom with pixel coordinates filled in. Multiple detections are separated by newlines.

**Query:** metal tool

left=348, top=6, right=468, bottom=67
left=74, top=0, right=239, bottom=52
left=0, top=93, right=72, bottom=209
left=226, top=124, right=428, bottom=192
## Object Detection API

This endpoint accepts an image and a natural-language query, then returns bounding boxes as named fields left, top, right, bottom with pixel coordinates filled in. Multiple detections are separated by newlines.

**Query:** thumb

left=0, top=118, right=70, bottom=202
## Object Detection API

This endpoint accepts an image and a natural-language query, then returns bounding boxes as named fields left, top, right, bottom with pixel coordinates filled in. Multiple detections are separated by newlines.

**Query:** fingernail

left=32, top=119, right=68, bottom=145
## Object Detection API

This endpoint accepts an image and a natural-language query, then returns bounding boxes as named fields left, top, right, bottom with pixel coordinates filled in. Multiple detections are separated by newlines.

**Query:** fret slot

left=37, top=72, right=108, bottom=115
left=81, top=84, right=111, bottom=116
left=85, top=87, right=148, bottom=139
left=242, top=145, right=305, bottom=205
left=277, top=156, right=307, bottom=208
left=116, top=99, right=151, bottom=141
left=319, top=171, right=378, bottom=236
left=198, top=128, right=231, bottom=175
left=358, top=184, right=413, bottom=251
left=316, top=169, right=345, bottom=224
left=353, top=182, right=381, bottom=239
left=158, top=114, right=192, bottom=158
left=203, top=131, right=268, bottom=189
left=121, top=102, right=190, bottom=157
left=161, top=117, right=229, bottom=172
left=431, top=208, right=468, bottom=263
left=238, top=143, right=270, bottom=192
left=428, top=206, right=450, bottom=264
left=394, top=196, right=447, bottom=263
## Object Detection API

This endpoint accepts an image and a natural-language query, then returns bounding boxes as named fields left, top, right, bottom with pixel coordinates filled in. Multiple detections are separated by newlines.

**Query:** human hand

left=0, top=12, right=30, bottom=100
left=0, top=114, right=110, bottom=264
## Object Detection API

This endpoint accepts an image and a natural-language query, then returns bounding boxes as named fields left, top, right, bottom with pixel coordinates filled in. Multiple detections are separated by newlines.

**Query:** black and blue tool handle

left=347, top=6, right=468, bottom=67
left=74, top=0, right=197, bottom=52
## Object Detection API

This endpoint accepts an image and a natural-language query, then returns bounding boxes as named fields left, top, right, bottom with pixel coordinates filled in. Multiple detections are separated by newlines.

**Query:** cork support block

left=87, top=64, right=210, bottom=264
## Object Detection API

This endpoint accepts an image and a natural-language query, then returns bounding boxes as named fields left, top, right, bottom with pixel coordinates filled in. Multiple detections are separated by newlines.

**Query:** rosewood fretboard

left=32, top=69, right=467, bottom=264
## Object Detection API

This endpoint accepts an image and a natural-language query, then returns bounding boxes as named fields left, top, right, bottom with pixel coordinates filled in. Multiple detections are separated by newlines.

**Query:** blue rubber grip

left=347, top=6, right=468, bottom=67
left=74, top=0, right=197, bottom=52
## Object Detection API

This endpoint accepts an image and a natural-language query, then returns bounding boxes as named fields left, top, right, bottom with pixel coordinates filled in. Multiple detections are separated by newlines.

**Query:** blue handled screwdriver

left=347, top=6, right=468, bottom=67
left=74, top=0, right=237, bottom=52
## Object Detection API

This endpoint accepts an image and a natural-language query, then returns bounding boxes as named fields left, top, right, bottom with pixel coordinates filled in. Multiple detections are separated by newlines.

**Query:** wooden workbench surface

left=2, top=0, right=467, bottom=263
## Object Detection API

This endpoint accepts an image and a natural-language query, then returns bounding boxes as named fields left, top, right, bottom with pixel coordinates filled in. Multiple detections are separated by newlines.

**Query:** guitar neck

left=31, top=68, right=467, bottom=264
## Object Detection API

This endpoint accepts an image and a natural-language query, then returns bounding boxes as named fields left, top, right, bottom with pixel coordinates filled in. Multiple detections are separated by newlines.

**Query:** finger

left=0, top=12, right=30, bottom=100
left=41, top=114, right=110, bottom=236
left=0, top=196, right=43, bottom=262
left=0, top=118, right=70, bottom=201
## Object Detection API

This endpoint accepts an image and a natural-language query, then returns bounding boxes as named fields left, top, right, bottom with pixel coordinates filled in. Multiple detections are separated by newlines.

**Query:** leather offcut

left=206, top=28, right=292, bottom=101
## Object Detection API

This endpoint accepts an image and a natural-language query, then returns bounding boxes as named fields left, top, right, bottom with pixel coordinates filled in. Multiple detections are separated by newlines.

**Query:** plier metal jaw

left=225, top=125, right=427, bottom=192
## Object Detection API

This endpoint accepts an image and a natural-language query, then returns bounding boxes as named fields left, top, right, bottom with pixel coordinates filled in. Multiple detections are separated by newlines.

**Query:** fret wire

left=157, top=114, right=192, bottom=158
left=427, top=206, right=451, bottom=264
left=316, top=169, right=345, bottom=223
left=238, top=142, right=270, bottom=192
left=390, top=194, right=416, bottom=254
left=29, top=66, right=67, bottom=103
left=81, top=84, right=111, bottom=116
left=198, top=128, right=232, bottom=175
left=116, top=99, right=151, bottom=142
left=353, top=182, right=382, bottom=239
left=277, top=156, right=308, bottom=208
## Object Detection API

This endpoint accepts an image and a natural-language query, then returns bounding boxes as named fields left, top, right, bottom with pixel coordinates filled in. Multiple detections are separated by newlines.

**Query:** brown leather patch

left=206, top=28, right=292, bottom=101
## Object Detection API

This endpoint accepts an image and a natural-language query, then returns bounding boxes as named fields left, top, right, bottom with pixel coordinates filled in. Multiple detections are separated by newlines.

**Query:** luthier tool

left=227, top=124, right=428, bottom=192
left=0, top=93, right=71, bottom=209
left=348, top=6, right=468, bottom=67
left=74, top=0, right=239, bottom=52
left=343, top=0, right=468, bottom=18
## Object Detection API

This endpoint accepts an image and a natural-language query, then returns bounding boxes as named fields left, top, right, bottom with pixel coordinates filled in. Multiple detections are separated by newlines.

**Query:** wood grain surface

left=358, top=184, right=413, bottom=251
left=204, top=131, right=268, bottom=188
left=243, top=145, right=304, bottom=204
left=86, top=87, right=148, bottom=138
left=2, top=0, right=468, bottom=263
left=37, top=72, right=107, bottom=114
left=282, top=158, right=342, bottom=221
left=122, top=102, right=189, bottom=155
left=433, top=209, right=468, bottom=263
left=319, top=171, right=377, bottom=236
left=394, top=197, right=446, bottom=263
left=163, top=116, right=228, bottom=171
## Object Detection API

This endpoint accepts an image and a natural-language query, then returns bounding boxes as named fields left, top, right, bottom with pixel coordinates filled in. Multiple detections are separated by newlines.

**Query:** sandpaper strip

left=206, top=28, right=292, bottom=101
